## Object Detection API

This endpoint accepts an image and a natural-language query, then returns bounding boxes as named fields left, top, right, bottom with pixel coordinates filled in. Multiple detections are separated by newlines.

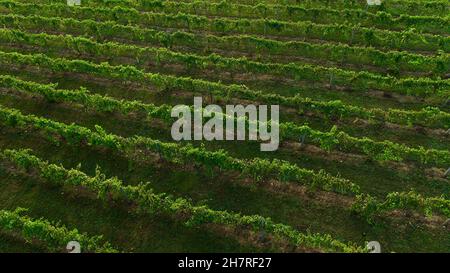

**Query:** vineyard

left=0, top=0, right=448, bottom=253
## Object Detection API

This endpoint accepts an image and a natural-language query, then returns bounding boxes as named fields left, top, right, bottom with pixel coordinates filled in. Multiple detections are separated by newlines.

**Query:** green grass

left=0, top=232, right=47, bottom=253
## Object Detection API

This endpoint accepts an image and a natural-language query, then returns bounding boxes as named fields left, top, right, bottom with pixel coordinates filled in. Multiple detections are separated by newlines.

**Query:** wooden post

left=299, top=134, right=306, bottom=149
left=329, top=73, right=334, bottom=89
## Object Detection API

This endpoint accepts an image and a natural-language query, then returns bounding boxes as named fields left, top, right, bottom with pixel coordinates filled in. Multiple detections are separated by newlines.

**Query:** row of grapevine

left=2, top=28, right=448, bottom=98
left=0, top=74, right=174, bottom=120
left=2, top=49, right=449, bottom=129
left=352, top=191, right=450, bottom=223
left=0, top=208, right=118, bottom=253
left=1, top=74, right=449, bottom=169
left=2, top=14, right=447, bottom=77
left=1, top=1, right=448, bottom=53
left=0, top=148, right=365, bottom=253
left=0, top=105, right=360, bottom=195
left=166, top=0, right=450, bottom=17
left=20, top=0, right=449, bottom=35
